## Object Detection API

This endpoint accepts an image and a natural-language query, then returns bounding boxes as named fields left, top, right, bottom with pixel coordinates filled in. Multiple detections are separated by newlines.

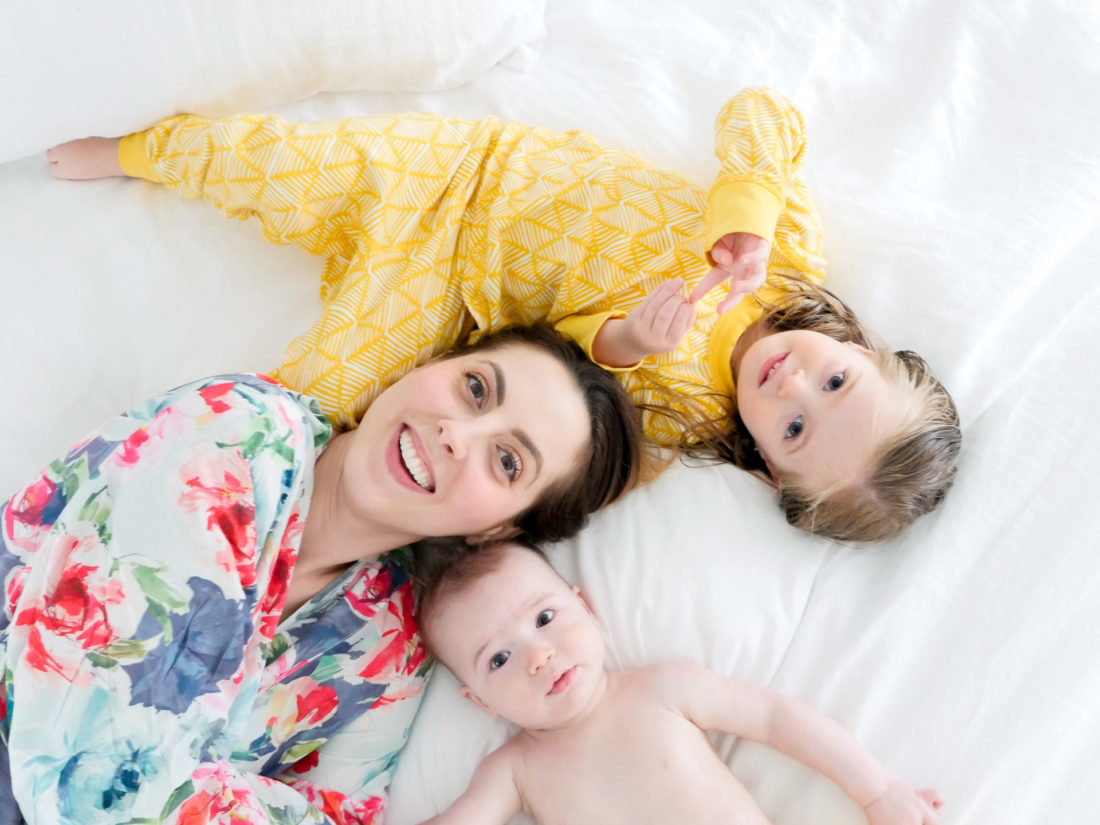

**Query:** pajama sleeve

left=118, top=114, right=372, bottom=262
left=705, top=86, right=825, bottom=281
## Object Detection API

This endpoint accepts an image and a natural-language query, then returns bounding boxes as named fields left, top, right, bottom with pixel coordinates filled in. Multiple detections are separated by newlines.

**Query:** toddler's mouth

left=758, top=353, right=788, bottom=387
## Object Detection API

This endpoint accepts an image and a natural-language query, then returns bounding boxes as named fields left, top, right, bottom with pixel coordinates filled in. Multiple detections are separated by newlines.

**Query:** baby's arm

left=590, top=277, right=696, bottom=368
left=419, top=746, right=524, bottom=825
left=666, top=663, right=943, bottom=825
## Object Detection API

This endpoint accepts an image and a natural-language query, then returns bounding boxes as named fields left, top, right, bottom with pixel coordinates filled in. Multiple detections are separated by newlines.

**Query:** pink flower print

left=256, top=509, right=302, bottom=636
left=5, top=565, right=29, bottom=618
left=174, top=761, right=265, bottom=825
left=15, top=559, right=122, bottom=651
left=198, top=382, right=236, bottom=414
left=179, top=449, right=258, bottom=588
left=285, top=779, right=384, bottom=825
left=295, top=685, right=339, bottom=726
left=4, top=473, right=61, bottom=554
left=114, top=427, right=150, bottom=466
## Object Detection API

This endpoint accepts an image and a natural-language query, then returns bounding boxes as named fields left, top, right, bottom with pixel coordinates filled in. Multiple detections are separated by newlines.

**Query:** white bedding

left=2, top=1, right=1099, bottom=824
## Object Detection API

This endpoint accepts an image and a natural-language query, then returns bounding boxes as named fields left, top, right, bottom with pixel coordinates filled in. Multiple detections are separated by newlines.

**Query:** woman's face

left=340, top=343, right=591, bottom=542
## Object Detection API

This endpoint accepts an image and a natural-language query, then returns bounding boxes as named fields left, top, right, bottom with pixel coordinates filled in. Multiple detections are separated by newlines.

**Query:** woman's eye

left=824, top=372, right=846, bottom=391
left=498, top=447, right=522, bottom=481
left=489, top=651, right=510, bottom=670
left=536, top=609, right=554, bottom=628
left=785, top=417, right=804, bottom=439
left=466, top=372, right=487, bottom=407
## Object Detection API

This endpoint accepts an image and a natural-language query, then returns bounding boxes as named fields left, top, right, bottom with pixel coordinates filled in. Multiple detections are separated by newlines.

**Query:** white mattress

left=2, top=1, right=1099, bottom=823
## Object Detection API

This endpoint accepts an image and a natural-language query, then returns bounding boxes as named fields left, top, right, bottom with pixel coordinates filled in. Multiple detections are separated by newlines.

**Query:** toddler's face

left=735, top=329, right=908, bottom=490
left=429, top=545, right=607, bottom=731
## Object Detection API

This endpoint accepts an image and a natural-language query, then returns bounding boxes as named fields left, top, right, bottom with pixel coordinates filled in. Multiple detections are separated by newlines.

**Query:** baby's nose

left=528, top=645, right=554, bottom=674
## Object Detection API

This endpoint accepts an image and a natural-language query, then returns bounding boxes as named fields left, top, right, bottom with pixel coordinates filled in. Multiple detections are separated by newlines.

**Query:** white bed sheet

left=2, top=1, right=1099, bottom=824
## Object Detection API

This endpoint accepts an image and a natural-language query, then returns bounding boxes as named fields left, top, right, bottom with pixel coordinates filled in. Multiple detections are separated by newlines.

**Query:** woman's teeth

left=399, top=430, right=432, bottom=490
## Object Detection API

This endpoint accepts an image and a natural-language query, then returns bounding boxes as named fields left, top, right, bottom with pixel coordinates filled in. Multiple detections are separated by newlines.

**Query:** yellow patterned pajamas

left=119, top=87, right=826, bottom=443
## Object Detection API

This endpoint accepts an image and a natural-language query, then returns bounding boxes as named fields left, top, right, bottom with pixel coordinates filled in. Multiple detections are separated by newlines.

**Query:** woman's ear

left=459, top=685, right=498, bottom=718
left=465, top=523, right=522, bottom=545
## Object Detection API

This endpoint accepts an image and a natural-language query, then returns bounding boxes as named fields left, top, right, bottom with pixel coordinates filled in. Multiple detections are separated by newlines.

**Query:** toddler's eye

left=466, top=372, right=487, bottom=406
left=785, top=417, right=804, bottom=439
left=489, top=651, right=510, bottom=670
left=535, top=609, right=555, bottom=628
left=825, top=372, right=846, bottom=391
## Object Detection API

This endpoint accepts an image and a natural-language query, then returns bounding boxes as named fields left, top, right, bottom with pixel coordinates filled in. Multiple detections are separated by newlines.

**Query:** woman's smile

left=397, top=426, right=434, bottom=491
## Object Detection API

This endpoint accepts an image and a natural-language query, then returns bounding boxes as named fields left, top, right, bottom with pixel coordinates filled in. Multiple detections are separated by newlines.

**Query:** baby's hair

left=414, top=537, right=551, bottom=658
left=717, top=280, right=961, bottom=542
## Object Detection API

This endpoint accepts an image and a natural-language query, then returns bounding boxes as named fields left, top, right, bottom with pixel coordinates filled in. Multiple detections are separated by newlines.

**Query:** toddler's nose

left=777, top=367, right=807, bottom=399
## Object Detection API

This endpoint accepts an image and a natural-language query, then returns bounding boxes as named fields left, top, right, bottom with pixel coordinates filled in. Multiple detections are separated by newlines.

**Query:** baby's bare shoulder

left=628, top=660, right=717, bottom=703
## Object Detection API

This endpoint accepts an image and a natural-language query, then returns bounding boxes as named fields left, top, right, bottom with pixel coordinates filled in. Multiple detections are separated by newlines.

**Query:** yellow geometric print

left=120, top=87, right=826, bottom=443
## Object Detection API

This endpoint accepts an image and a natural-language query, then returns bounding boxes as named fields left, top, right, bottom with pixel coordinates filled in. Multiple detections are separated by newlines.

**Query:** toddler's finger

left=689, top=267, right=726, bottom=303
left=672, top=301, right=696, bottom=338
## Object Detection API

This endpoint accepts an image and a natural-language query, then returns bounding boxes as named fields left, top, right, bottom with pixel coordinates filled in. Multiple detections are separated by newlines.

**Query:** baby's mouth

left=398, top=428, right=435, bottom=492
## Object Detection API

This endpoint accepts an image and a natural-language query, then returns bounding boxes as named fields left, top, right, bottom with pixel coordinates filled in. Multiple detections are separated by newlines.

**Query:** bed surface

left=2, top=1, right=1099, bottom=823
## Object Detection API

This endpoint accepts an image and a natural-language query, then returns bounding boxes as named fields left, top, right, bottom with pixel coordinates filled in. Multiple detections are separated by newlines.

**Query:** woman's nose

left=437, top=418, right=469, bottom=460
left=528, top=644, right=554, bottom=674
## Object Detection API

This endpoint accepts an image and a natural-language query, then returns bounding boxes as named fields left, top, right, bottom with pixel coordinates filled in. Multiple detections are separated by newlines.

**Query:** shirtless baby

left=416, top=541, right=943, bottom=825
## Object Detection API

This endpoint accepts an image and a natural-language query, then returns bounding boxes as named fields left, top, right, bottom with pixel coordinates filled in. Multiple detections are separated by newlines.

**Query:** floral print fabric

left=0, top=375, right=429, bottom=825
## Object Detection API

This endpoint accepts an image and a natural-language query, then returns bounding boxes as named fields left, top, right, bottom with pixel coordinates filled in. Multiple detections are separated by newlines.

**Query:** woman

left=0, top=324, right=642, bottom=825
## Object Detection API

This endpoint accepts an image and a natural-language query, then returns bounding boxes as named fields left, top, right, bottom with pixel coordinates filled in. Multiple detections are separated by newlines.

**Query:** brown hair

left=712, top=281, right=961, bottom=542
left=414, top=538, right=551, bottom=658
left=448, top=323, right=647, bottom=544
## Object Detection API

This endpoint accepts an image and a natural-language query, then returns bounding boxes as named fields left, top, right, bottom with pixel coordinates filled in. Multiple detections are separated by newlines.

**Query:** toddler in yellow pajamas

left=48, top=87, right=960, bottom=542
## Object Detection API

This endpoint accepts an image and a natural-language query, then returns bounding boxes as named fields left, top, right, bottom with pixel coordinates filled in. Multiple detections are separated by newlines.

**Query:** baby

left=416, top=540, right=943, bottom=825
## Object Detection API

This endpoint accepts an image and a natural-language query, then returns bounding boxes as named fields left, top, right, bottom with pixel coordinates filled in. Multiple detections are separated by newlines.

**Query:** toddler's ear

left=459, top=685, right=498, bottom=718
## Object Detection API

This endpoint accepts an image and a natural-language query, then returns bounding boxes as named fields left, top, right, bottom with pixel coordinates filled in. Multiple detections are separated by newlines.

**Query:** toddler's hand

left=593, top=278, right=695, bottom=367
left=864, top=781, right=943, bottom=825
left=689, top=232, right=769, bottom=314
left=47, top=137, right=124, bottom=180
left=619, top=277, right=696, bottom=361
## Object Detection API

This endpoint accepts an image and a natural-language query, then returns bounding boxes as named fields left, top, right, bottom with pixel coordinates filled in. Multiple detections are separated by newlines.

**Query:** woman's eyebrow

left=490, top=360, right=505, bottom=405
left=513, top=429, right=543, bottom=481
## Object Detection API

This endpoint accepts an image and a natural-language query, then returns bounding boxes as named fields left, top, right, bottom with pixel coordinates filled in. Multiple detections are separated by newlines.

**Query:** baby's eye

left=489, top=651, right=510, bottom=670
left=824, top=372, right=846, bottom=391
left=466, top=372, right=488, bottom=407
left=785, top=417, right=804, bottom=439
left=535, top=609, right=555, bottom=628
left=498, top=446, right=522, bottom=482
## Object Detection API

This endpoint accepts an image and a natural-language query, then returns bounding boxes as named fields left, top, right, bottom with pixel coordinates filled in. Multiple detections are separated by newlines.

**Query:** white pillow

left=0, top=0, right=546, bottom=165
left=387, top=460, right=828, bottom=824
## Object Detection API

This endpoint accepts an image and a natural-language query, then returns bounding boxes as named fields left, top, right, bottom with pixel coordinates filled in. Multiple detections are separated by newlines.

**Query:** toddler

left=415, top=540, right=944, bottom=825
left=47, top=87, right=960, bottom=541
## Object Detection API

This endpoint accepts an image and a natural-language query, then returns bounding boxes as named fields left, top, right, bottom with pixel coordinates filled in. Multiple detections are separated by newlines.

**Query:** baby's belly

left=524, top=737, right=773, bottom=825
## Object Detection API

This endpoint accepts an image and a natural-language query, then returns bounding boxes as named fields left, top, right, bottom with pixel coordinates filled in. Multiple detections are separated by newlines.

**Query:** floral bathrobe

left=0, top=375, right=430, bottom=825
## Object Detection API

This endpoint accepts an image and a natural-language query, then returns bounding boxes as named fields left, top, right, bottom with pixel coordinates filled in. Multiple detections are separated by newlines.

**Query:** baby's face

left=735, top=329, right=908, bottom=489
left=429, top=545, right=607, bottom=731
